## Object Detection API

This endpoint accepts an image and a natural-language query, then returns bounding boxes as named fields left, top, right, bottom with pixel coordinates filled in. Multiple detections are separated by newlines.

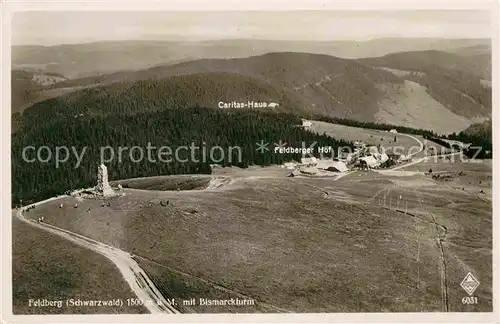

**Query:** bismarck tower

left=95, top=164, right=114, bottom=197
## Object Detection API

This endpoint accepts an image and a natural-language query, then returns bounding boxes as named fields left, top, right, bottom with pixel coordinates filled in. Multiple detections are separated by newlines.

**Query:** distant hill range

left=12, top=38, right=490, bottom=78
left=12, top=39, right=492, bottom=135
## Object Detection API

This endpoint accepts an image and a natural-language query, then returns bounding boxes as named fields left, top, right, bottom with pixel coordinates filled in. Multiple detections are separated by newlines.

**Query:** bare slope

left=360, top=50, right=492, bottom=120
left=375, top=80, right=471, bottom=134
left=12, top=216, right=148, bottom=314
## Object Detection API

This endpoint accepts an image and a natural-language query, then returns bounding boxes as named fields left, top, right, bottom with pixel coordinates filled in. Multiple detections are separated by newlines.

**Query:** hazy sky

left=12, top=10, right=491, bottom=45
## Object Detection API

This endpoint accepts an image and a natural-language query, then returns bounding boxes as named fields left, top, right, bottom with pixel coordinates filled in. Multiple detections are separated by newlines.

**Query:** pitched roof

left=317, top=160, right=349, bottom=172
left=359, top=156, right=378, bottom=167
left=300, top=167, right=319, bottom=175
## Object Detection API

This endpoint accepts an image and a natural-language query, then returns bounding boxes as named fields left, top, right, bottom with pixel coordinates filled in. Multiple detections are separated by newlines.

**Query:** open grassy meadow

left=26, top=163, right=492, bottom=313
left=11, top=216, right=148, bottom=314
left=400, top=158, right=493, bottom=197
left=111, top=175, right=212, bottom=191
left=308, top=120, right=449, bottom=158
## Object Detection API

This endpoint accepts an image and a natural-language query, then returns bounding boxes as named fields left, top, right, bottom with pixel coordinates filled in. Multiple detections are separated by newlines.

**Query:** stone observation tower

left=95, top=164, right=114, bottom=197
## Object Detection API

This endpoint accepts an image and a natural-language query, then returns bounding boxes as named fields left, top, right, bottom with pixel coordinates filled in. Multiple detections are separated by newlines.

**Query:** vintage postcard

left=1, top=0, right=498, bottom=323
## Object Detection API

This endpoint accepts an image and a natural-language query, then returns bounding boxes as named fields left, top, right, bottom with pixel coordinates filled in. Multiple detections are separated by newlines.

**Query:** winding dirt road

left=14, top=194, right=179, bottom=314
left=398, top=133, right=424, bottom=157
left=390, top=152, right=462, bottom=171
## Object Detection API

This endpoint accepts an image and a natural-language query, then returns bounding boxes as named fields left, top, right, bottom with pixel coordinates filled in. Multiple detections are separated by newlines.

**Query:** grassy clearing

left=308, top=119, right=452, bottom=160
left=135, top=256, right=274, bottom=313
left=112, top=175, right=211, bottom=191
left=11, top=216, right=148, bottom=314
left=400, top=158, right=492, bottom=197
left=308, top=120, right=444, bottom=157
left=310, top=120, right=416, bottom=149
left=27, top=168, right=492, bottom=312
left=122, top=182, right=443, bottom=312
left=330, top=170, right=492, bottom=311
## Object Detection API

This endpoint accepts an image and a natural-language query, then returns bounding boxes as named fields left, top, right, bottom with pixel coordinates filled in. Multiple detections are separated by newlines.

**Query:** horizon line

left=12, top=36, right=492, bottom=47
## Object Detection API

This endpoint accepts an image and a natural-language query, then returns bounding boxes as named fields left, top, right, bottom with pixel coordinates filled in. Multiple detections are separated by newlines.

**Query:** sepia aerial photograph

left=7, top=6, right=495, bottom=318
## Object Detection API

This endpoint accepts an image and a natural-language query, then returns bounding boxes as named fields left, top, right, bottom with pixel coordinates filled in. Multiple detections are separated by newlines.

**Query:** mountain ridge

left=13, top=38, right=490, bottom=78
left=12, top=49, right=492, bottom=135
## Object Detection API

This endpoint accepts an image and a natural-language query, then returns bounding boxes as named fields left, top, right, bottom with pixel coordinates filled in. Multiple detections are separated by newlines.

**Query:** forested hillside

left=450, top=119, right=492, bottom=158
left=359, top=50, right=491, bottom=79
left=463, top=119, right=492, bottom=138
left=22, top=52, right=405, bottom=123
left=22, top=50, right=490, bottom=133
left=14, top=73, right=307, bottom=132
left=359, top=50, right=492, bottom=119
left=11, top=46, right=493, bottom=204
left=12, top=108, right=351, bottom=205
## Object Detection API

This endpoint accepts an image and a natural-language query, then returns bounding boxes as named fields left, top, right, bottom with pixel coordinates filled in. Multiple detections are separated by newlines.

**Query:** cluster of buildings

left=283, top=156, right=349, bottom=176
left=352, top=142, right=391, bottom=170
left=283, top=139, right=410, bottom=177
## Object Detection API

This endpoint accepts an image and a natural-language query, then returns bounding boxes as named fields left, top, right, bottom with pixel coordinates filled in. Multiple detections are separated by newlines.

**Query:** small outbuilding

left=302, top=120, right=312, bottom=128
left=317, top=160, right=349, bottom=173
left=300, top=167, right=319, bottom=175
left=283, top=162, right=298, bottom=170
left=359, top=156, right=379, bottom=169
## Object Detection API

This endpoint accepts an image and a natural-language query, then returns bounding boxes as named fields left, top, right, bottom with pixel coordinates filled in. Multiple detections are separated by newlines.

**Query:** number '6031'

left=462, top=296, right=478, bottom=304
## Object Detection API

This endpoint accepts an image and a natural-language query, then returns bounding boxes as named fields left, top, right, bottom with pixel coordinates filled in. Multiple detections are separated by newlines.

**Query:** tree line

left=12, top=107, right=351, bottom=205
left=423, top=132, right=492, bottom=159
left=307, top=114, right=437, bottom=137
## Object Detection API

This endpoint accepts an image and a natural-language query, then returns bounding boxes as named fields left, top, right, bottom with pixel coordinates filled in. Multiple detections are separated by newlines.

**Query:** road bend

left=390, top=152, right=462, bottom=171
left=14, top=195, right=180, bottom=314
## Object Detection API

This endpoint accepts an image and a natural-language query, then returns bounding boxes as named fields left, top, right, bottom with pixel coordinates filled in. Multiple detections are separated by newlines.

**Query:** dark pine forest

left=12, top=107, right=351, bottom=205
left=11, top=73, right=492, bottom=205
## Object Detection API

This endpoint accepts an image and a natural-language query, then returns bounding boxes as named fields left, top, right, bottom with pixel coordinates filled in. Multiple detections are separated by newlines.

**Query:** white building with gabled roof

left=300, top=167, right=319, bottom=175
left=302, top=120, right=312, bottom=128
left=359, top=156, right=379, bottom=169
left=300, top=157, right=317, bottom=166
left=316, top=160, right=349, bottom=172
